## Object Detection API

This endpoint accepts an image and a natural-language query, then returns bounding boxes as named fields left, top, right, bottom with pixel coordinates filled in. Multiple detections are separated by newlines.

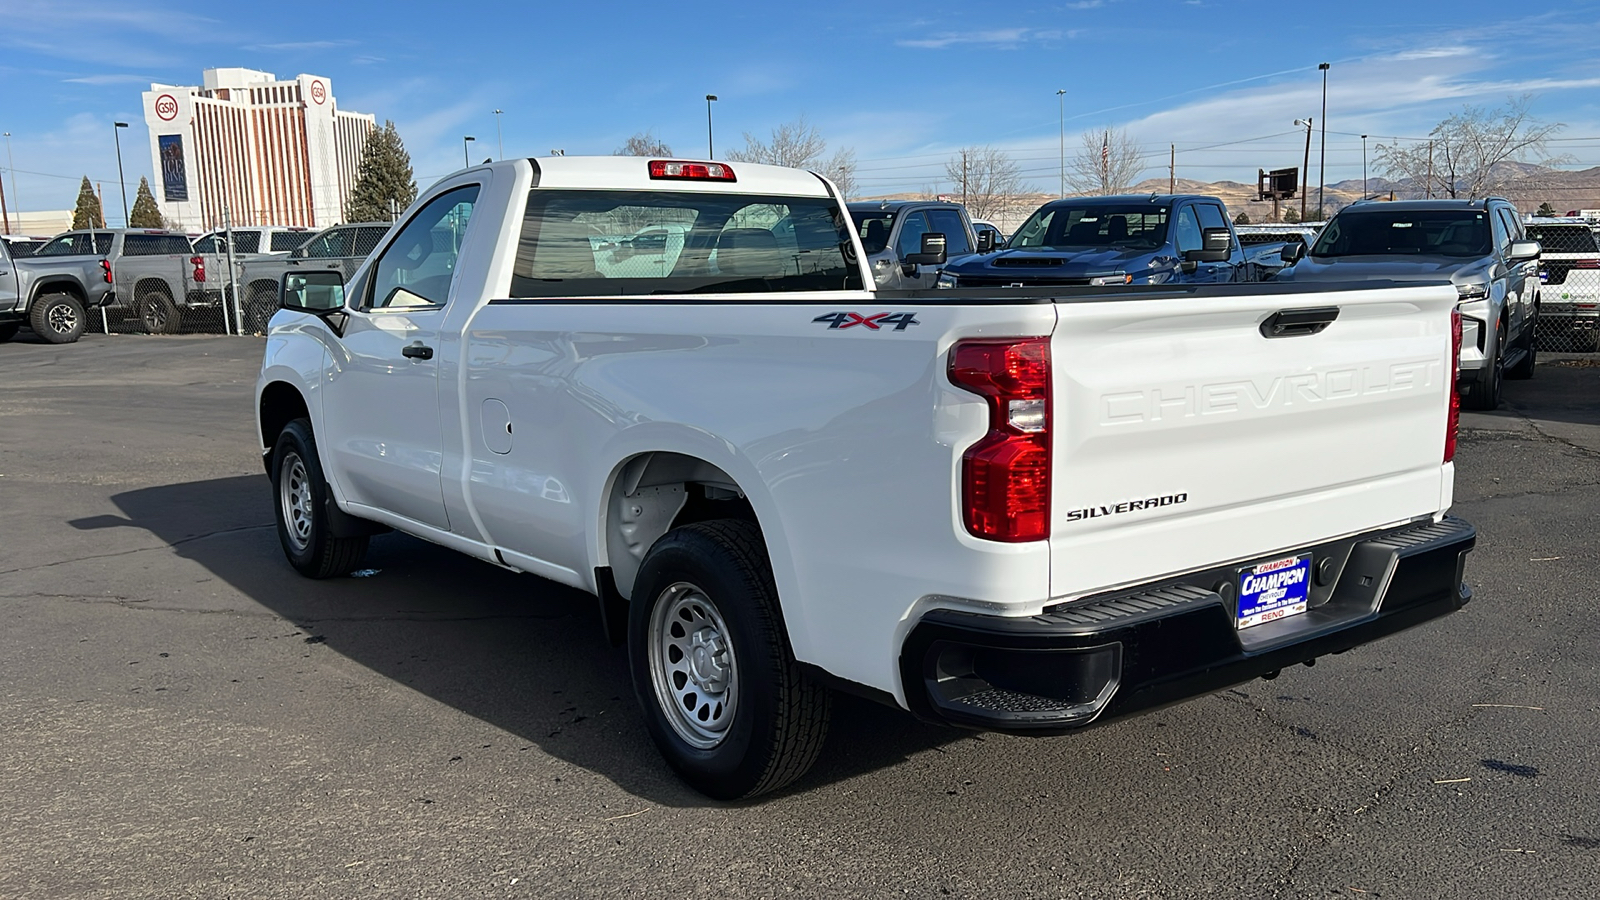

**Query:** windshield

left=1008, top=204, right=1168, bottom=250
left=1526, top=225, right=1598, bottom=254
left=1312, top=210, right=1491, bottom=258
left=850, top=210, right=896, bottom=255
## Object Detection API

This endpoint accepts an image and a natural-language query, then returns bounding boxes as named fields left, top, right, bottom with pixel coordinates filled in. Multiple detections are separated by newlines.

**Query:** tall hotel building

left=142, top=68, right=376, bottom=230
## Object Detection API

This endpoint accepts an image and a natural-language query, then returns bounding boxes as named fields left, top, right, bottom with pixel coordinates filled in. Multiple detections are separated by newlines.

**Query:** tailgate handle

left=1261, top=306, right=1339, bottom=338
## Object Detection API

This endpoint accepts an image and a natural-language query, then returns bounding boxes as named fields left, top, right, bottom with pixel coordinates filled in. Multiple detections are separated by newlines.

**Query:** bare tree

left=726, top=117, right=858, bottom=198
left=614, top=131, right=672, bottom=157
left=1065, top=127, right=1145, bottom=196
left=1373, top=96, right=1568, bottom=199
left=943, top=146, right=1023, bottom=219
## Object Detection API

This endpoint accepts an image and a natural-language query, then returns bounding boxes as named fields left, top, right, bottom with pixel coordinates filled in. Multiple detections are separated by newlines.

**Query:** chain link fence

left=1528, top=221, right=1600, bottom=354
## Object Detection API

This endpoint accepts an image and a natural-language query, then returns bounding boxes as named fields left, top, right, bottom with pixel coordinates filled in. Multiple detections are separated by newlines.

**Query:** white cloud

left=63, top=74, right=158, bottom=85
left=897, top=28, right=1067, bottom=50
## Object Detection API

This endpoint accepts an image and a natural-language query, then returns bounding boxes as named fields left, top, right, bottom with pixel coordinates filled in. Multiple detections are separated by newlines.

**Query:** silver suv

left=1277, top=198, right=1539, bottom=410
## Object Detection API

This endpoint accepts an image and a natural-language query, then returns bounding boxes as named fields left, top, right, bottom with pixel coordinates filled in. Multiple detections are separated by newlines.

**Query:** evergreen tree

left=72, top=176, right=104, bottom=230
left=345, top=121, right=417, bottom=223
left=1234, top=212, right=1251, bottom=225
left=1537, top=201, right=1558, bottom=217
left=1283, top=207, right=1302, bottom=224
left=129, top=177, right=164, bottom=228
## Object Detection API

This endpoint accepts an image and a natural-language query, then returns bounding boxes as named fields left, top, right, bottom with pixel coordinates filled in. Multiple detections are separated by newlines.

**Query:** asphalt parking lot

left=2, top=333, right=1598, bottom=899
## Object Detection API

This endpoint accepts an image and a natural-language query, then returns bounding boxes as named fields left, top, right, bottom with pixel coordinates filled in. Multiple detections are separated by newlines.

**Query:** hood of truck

left=1278, top=255, right=1488, bottom=285
left=1045, top=282, right=1457, bottom=601
left=947, top=246, right=1160, bottom=280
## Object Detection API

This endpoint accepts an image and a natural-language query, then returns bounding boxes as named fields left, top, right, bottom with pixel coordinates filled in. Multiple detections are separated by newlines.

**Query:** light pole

left=1361, top=134, right=1368, bottom=199
left=705, top=95, right=717, bottom=158
left=493, top=109, right=504, bottom=160
left=1056, top=88, right=1067, bottom=198
left=113, top=121, right=129, bottom=227
left=1317, top=62, right=1329, bottom=220
left=463, top=135, right=475, bottom=168
left=1294, top=118, right=1313, bottom=222
left=3, top=133, right=16, bottom=233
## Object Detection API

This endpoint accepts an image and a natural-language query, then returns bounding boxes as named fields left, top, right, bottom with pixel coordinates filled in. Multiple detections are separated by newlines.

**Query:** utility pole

left=1317, top=62, right=1329, bottom=219
left=493, top=109, right=504, bottom=160
left=0, top=160, right=9, bottom=233
left=3, top=132, right=18, bottom=234
left=113, top=121, right=129, bottom=227
left=961, top=149, right=969, bottom=208
left=1361, top=134, right=1368, bottom=199
left=1169, top=144, right=1175, bottom=194
left=1056, top=89, right=1067, bottom=198
left=1295, top=118, right=1313, bottom=221
left=705, top=95, right=717, bottom=158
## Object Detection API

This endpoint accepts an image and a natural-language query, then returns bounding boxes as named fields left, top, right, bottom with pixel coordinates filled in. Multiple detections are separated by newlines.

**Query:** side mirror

left=1280, top=241, right=1306, bottom=265
left=1507, top=239, right=1541, bottom=263
left=281, top=270, right=346, bottom=312
left=976, top=231, right=996, bottom=253
left=1183, top=226, right=1233, bottom=263
left=905, top=232, right=948, bottom=266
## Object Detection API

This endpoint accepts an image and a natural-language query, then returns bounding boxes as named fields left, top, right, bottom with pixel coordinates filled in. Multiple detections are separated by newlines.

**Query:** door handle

left=402, top=343, right=434, bottom=360
left=1260, top=306, right=1339, bottom=338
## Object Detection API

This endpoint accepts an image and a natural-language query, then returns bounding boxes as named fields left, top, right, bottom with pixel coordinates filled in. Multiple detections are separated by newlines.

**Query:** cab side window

left=368, top=185, right=480, bottom=310
left=1174, top=206, right=1203, bottom=253
left=925, top=209, right=972, bottom=255
left=1489, top=207, right=1511, bottom=255
left=896, top=211, right=931, bottom=258
left=1195, top=203, right=1234, bottom=248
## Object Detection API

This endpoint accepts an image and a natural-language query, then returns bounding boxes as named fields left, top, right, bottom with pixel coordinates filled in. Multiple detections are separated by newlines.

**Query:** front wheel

left=270, top=418, right=369, bottom=578
left=628, top=519, right=830, bottom=800
left=29, top=293, right=86, bottom=344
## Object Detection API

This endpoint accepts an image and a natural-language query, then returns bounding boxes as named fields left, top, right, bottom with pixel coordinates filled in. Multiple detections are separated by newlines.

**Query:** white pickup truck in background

left=255, top=156, right=1476, bottom=799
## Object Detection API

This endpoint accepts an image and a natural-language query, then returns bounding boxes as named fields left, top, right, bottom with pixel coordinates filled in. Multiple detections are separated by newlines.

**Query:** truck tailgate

left=1048, top=283, right=1456, bottom=600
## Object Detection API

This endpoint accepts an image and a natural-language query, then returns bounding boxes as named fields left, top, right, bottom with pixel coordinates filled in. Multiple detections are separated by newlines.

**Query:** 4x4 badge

left=812, top=312, right=920, bottom=331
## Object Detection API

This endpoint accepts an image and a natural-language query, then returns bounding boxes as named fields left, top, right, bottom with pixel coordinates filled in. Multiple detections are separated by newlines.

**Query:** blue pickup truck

left=935, top=194, right=1257, bottom=288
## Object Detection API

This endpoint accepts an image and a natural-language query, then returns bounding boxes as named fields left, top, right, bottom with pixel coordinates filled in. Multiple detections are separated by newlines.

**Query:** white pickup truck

left=255, top=156, right=1476, bottom=799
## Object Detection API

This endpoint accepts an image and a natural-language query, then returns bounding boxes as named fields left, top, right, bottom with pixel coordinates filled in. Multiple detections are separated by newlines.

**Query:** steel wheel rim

left=48, top=301, right=78, bottom=334
left=279, top=451, right=314, bottom=552
left=648, top=581, right=737, bottom=749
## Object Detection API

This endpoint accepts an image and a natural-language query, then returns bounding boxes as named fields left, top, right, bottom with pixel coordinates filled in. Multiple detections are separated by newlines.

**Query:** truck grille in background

left=956, top=276, right=1093, bottom=287
left=993, top=257, right=1065, bottom=267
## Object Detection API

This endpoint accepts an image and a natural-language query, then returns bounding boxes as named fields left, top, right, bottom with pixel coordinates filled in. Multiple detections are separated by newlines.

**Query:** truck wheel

left=628, top=519, right=830, bottom=800
left=245, top=281, right=277, bottom=334
left=30, top=293, right=86, bottom=344
left=135, top=287, right=181, bottom=335
left=0, top=323, right=18, bottom=343
left=270, top=418, right=369, bottom=578
left=1464, top=322, right=1505, bottom=411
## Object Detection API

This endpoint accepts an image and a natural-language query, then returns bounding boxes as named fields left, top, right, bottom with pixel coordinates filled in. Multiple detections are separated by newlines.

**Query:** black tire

left=29, top=292, right=86, bottom=344
left=244, top=281, right=277, bottom=334
left=1506, top=310, right=1537, bottom=380
left=628, top=519, right=830, bottom=800
left=270, top=418, right=369, bottom=578
left=1464, top=321, right=1505, bottom=410
left=0, top=322, right=18, bottom=343
left=135, top=287, right=181, bottom=335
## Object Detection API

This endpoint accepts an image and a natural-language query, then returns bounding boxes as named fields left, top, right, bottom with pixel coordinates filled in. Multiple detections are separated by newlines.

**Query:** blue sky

left=6, top=0, right=1600, bottom=222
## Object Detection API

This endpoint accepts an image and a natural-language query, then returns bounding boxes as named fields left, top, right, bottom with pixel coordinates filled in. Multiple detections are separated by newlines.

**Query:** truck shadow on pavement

left=83, top=474, right=962, bottom=805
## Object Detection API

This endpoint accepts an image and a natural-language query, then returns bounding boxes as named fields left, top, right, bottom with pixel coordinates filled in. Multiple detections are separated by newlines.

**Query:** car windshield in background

left=850, top=210, right=896, bottom=255
left=1526, top=225, right=1599, bottom=254
left=509, top=190, right=862, bottom=297
left=32, top=232, right=113, bottom=256
left=1008, top=205, right=1168, bottom=250
left=1312, top=210, right=1490, bottom=258
left=271, top=231, right=312, bottom=252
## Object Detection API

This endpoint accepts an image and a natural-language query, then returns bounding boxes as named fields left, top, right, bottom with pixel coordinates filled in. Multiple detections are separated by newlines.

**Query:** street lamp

left=1361, top=134, right=1369, bottom=199
left=3, top=133, right=17, bottom=233
left=113, top=122, right=129, bottom=227
left=1294, top=118, right=1313, bottom=222
left=463, top=135, right=475, bottom=168
left=1317, top=62, right=1329, bottom=219
left=493, top=109, right=504, bottom=160
left=1057, top=88, right=1067, bottom=198
left=705, top=95, right=718, bottom=158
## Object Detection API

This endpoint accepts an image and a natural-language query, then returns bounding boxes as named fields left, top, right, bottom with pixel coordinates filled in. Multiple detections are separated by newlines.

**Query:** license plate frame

left=1236, top=554, right=1312, bottom=630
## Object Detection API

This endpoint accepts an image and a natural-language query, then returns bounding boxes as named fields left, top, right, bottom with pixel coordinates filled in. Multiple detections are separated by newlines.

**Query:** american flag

left=1101, top=133, right=1109, bottom=169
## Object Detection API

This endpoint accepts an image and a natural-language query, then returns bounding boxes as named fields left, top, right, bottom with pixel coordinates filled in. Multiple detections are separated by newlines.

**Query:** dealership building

left=141, top=68, right=376, bottom=231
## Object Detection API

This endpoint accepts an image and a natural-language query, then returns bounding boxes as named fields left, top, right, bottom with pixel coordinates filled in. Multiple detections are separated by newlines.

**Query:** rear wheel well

left=258, top=382, right=310, bottom=470
left=30, top=281, right=86, bottom=308
left=135, top=277, right=173, bottom=299
left=604, top=452, right=757, bottom=601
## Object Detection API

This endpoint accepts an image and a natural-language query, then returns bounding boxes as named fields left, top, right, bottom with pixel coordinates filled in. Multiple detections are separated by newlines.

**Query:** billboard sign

left=159, top=135, right=188, bottom=202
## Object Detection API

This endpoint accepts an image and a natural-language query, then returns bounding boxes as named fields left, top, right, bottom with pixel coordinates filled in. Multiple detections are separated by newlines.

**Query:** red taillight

left=1445, top=308, right=1461, bottom=463
left=648, top=159, right=736, bottom=182
left=949, top=338, right=1051, bottom=542
left=190, top=255, right=206, bottom=283
left=100, top=259, right=112, bottom=284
